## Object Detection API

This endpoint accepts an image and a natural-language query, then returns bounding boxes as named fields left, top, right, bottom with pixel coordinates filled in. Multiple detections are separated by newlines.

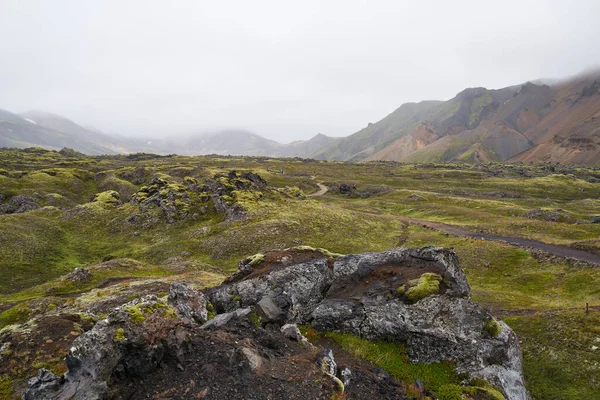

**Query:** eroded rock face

left=23, top=288, right=403, bottom=400
left=205, top=247, right=530, bottom=400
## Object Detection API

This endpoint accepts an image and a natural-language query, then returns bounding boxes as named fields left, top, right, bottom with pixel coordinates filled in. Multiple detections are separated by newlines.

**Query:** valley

left=1, top=148, right=599, bottom=399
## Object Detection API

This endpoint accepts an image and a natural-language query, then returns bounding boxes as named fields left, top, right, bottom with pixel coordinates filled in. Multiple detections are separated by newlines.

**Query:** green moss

left=229, top=294, right=242, bottom=303
left=398, top=273, right=443, bottom=303
left=251, top=312, right=261, bottom=328
left=437, top=383, right=505, bottom=400
left=0, top=374, right=14, bottom=399
left=114, top=327, right=126, bottom=341
left=206, top=302, right=216, bottom=320
left=484, top=317, right=502, bottom=338
left=0, top=303, right=31, bottom=329
left=504, top=310, right=600, bottom=399
left=248, top=253, right=265, bottom=267
left=309, top=330, right=459, bottom=393
left=163, top=306, right=178, bottom=319
left=292, top=245, right=343, bottom=258
left=183, top=176, right=197, bottom=185
left=124, top=305, right=146, bottom=323
left=92, top=190, right=120, bottom=205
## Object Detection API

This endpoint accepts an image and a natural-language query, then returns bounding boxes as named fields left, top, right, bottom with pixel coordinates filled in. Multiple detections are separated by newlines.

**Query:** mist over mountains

left=1, top=71, right=599, bottom=164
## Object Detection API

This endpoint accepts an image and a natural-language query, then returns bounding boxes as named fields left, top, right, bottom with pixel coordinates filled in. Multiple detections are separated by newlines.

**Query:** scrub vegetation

left=1, top=147, right=600, bottom=399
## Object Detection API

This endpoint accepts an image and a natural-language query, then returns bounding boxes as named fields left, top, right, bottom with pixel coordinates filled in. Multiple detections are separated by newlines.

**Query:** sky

left=1, top=0, right=599, bottom=143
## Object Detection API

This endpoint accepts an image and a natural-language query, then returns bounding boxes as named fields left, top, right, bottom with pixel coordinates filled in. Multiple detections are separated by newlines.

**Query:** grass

left=505, top=310, right=600, bottom=400
left=2, top=148, right=600, bottom=399
left=300, top=327, right=505, bottom=400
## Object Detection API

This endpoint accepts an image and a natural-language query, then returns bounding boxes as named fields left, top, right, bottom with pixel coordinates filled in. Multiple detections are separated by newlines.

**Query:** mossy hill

left=1, top=147, right=600, bottom=399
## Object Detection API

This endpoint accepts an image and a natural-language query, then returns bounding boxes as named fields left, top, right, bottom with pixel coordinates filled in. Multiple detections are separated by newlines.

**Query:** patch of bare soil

left=0, top=313, right=95, bottom=393
left=328, top=261, right=446, bottom=301
left=235, top=249, right=331, bottom=283
left=109, top=317, right=406, bottom=400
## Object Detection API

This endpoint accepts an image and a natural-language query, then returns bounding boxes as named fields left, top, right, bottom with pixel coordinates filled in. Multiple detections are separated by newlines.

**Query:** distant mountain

left=3, top=71, right=599, bottom=164
left=0, top=110, right=120, bottom=155
left=175, top=130, right=280, bottom=156
left=310, top=101, right=444, bottom=161
left=271, top=133, right=339, bottom=158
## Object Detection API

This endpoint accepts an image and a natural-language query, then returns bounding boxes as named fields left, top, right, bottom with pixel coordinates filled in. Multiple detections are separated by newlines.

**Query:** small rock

left=64, top=268, right=91, bottom=283
left=22, top=369, right=62, bottom=400
left=315, top=348, right=337, bottom=376
left=255, top=297, right=284, bottom=323
left=280, top=324, right=305, bottom=341
left=341, top=367, right=352, bottom=387
left=201, top=308, right=252, bottom=329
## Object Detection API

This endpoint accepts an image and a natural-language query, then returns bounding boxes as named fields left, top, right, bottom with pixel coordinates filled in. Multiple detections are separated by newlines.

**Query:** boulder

left=23, top=247, right=530, bottom=400
left=168, top=282, right=208, bottom=324
left=205, top=247, right=529, bottom=400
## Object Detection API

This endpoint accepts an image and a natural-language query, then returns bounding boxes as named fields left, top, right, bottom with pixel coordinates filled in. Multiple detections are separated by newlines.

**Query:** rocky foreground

left=23, top=247, right=530, bottom=400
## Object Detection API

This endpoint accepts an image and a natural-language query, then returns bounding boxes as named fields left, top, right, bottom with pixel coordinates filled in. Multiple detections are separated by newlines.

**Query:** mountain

left=2, top=71, right=599, bottom=163
left=178, top=130, right=281, bottom=156
left=0, top=110, right=120, bottom=155
left=361, top=73, right=600, bottom=164
left=270, top=133, right=339, bottom=158
left=311, top=100, right=444, bottom=161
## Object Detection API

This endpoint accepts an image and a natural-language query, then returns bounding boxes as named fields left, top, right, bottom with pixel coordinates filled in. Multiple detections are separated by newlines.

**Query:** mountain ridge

left=2, top=72, right=599, bottom=164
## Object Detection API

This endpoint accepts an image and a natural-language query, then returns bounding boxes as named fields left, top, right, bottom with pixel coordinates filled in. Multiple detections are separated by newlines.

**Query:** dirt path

left=315, top=198, right=600, bottom=266
left=489, top=305, right=600, bottom=318
left=308, top=176, right=328, bottom=197
left=390, top=215, right=600, bottom=266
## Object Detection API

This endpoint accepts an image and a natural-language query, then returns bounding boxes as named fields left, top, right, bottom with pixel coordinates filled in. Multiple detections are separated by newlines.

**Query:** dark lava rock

left=168, top=282, right=208, bottom=324
left=64, top=268, right=92, bottom=283
left=24, top=247, right=530, bottom=400
left=206, top=247, right=530, bottom=400
left=0, top=195, right=40, bottom=214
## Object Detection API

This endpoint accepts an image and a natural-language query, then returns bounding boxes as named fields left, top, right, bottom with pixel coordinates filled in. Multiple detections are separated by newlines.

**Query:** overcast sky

left=1, top=0, right=599, bottom=143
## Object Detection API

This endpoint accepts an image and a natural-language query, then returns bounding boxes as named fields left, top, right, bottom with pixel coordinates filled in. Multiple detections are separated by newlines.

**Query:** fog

left=1, top=0, right=599, bottom=143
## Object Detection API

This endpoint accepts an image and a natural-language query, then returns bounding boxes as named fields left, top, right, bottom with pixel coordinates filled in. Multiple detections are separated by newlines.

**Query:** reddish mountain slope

left=368, top=72, right=600, bottom=164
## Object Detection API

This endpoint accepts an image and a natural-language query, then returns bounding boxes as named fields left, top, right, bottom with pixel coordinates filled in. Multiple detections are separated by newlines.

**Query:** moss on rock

left=397, top=272, right=443, bottom=303
left=484, top=317, right=502, bottom=338
left=114, top=327, right=126, bottom=341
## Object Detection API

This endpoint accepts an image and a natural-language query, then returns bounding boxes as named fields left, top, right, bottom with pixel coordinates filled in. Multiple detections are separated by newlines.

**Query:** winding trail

left=390, top=214, right=600, bottom=266
left=307, top=177, right=600, bottom=266
left=308, top=176, right=329, bottom=197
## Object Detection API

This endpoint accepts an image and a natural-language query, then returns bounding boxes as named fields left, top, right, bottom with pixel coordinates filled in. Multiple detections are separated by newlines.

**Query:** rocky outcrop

left=0, top=194, right=40, bottom=214
left=23, top=287, right=403, bottom=399
left=24, top=247, right=530, bottom=400
left=206, top=247, right=530, bottom=400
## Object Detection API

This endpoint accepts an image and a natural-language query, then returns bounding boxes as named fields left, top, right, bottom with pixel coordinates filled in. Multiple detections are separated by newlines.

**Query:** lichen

left=397, top=272, right=443, bottom=303
left=484, top=317, right=502, bottom=338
